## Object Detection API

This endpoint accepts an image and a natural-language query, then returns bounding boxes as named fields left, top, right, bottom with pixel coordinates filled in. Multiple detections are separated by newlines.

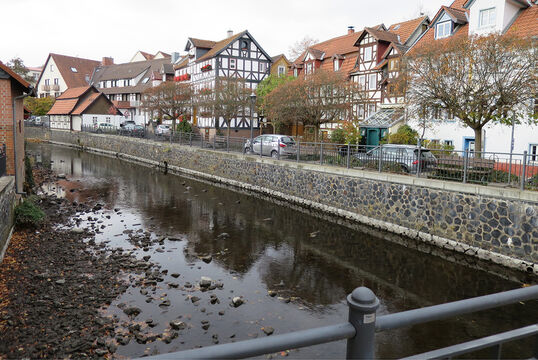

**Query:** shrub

left=330, top=128, right=347, bottom=144
left=176, top=120, right=192, bottom=133
left=388, top=125, right=419, bottom=145
left=15, top=196, right=45, bottom=228
left=23, top=156, right=35, bottom=194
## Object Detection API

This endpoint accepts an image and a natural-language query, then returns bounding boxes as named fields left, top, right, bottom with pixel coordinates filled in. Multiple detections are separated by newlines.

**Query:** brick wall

left=0, top=78, right=25, bottom=191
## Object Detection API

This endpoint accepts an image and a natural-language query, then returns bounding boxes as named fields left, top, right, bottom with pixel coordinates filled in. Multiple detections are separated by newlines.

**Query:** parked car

left=244, top=135, right=297, bottom=158
left=120, top=123, right=145, bottom=137
left=156, top=124, right=171, bottom=136
left=354, top=144, right=437, bottom=173
left=96, top=123, right=115, bottom=133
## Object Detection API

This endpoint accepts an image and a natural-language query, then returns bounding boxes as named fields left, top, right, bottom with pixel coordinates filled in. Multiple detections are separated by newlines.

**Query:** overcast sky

left=2, top=0, right=453, bottom=67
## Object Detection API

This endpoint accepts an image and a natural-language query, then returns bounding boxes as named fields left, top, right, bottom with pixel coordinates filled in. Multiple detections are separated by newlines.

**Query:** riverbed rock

left=199, top=277, right=212, bottom=288
left=169, top=320, right=186, bottom=330
left=200, top=255, right=212, bottom=264
left=123, top=307, right=141, bottom=317
left=231, top=297, right=244, bottom=307
left=262, top=326, right=274, bottom=336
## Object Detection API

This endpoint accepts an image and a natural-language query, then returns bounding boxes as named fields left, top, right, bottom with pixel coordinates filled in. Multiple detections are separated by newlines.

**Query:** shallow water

left=28, top=142, right=537, bottom=358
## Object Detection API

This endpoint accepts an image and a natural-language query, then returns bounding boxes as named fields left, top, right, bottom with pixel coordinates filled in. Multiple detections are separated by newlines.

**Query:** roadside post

left=346, top=287, right=380, bottom=359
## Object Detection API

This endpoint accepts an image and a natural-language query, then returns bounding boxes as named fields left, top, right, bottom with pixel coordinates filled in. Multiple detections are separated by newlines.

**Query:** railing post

left=463, top=149, right=469, bottom=184
left=346, top=143, right=351, bottom=169
left=201, top=134, right=204, bottom=149
left=297, top=140, right=300, bottom=163
left=320, top=140, right=324, bottom=166
left=213, top=134, right=216, bottom=149
left=416, top=140, right=422, bottom=178
left=378, top=145, right=383, bottom=172
left=227, top=134, right=230, bottom=152
left=260, top=138, right=263, bottom=158
left=277, top=138, right=281, bottom=160
left=189, top=132, right=192, bottom=146
left=521, top=151, right=528, bottom=191
left=179, top=131, right=182, bottom=145
left=346, top=287, right=380, bottom=359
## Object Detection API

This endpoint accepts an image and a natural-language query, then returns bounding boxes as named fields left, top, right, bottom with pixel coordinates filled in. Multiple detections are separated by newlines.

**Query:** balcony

left=41, top=84, right=50, bottom=91
left=51, top=84, right=60, bottom=91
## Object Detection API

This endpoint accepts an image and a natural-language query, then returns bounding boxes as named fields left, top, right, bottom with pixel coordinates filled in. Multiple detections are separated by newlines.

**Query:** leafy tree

left=176, top=117, right=192, bottom=133
left=288, top=36, right=318, bottom=62
left=330, top=128, right=346, bottom=144
left=6, top=57, right=35, bottom=83
left=142, top=82, right=193, bottom=132
left=403, top=33, right=537, bottom=157
left=198, top=78, right=251, bottom=138
left=24, top=96, right=55, bottom=116
left=265, top=70, right=361, bottom=141
left=388, top=124, right=419, bottom=145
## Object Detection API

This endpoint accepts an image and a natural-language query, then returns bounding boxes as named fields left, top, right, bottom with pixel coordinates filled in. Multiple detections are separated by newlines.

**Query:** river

left=27, top=142, right=537, bottom=358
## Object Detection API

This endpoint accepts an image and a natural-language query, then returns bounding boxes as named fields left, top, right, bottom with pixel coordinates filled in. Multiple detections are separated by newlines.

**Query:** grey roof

left=360, top=107, right=405, bottom=128
left=161, top=63, right=174, bottom=74
left=91, top=58, right=171, bottom=83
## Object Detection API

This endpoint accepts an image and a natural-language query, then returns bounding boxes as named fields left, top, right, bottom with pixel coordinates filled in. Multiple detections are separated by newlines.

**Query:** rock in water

left=199, top=276, right=212, bottom=288
left=169, top=320, right=186, bottom=330
left=231, top=297, right=244, bottom=307
left=262, top=326, right=274, bottom=336
left=123, top=307, right=141, bottom=317
left=200, top=255, right=212, bottom=264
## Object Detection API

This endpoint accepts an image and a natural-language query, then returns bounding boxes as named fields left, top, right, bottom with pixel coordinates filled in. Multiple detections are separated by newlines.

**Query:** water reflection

left=27, top=143, right=537, bottom=359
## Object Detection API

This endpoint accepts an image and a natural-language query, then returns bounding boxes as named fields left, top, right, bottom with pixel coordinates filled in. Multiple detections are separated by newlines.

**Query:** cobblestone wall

left=26, top=128, right=538, bottom=272
left=0, top=177, right=15, bottom=261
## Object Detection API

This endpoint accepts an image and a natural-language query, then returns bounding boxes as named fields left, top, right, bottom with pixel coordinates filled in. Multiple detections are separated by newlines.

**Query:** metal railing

left=71, top=125, right=538, bottom=191
left=143, top=285, right=538, bottom=359
left=0, top=144, right=6, bottom=177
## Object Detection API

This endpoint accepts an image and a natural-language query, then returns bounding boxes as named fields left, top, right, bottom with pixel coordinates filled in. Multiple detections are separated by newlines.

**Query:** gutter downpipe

left=12, top=86, right=34, bottom=195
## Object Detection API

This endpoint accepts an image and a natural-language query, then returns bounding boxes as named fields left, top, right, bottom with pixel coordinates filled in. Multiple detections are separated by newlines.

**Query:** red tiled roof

left=189, top=38, right=217, bottom=49
left=0, top=61, right=31, bottom=89
left=443, top=6, right=468, bottom=23
left=71, top=93, right=101, bottom=115
left=388, top=16, right=429, bottom=44
left=57, top=86, right=91, bottom=99
left=43, top=54, right=100, bottom=89
left=196, top=31, right=246, bottom=63
left=139, top=51, right=154, bottom=60
left=47, top=98, right=78, bottom=115
left=506, top=4, right=538, bottom=37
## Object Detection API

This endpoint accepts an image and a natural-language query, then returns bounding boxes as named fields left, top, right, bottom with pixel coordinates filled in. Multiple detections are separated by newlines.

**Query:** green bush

left=330, top=128, right=347, bottom=144
left=388, top=125, right=419, bottom=145
left=15, top=196, right=45, bottom=228
left=176, top=120, right=192, bottom=133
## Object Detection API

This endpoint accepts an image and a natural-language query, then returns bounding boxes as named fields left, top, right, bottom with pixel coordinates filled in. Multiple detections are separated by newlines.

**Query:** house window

left=479, top=8, right=496, bottom=28
left=333, top=59, right=340, bottom=71
left=54, top=78, right=59, bottom=85
left=230, top=59, right=236, bottom=69
left=45, top=79, right=50, bottom=85
left=259, top=62, right=266, bottom=72
left=50, top=64, right=54, bottom=72
left=436, top=21, right=452, bottom=39
left=307, top=63, right=313, bottom=74
left=101, top=81, right=106, bottom=88
left=357, top=104, right=365, bottom=119
left=124, top=79, right=130, bottom=86
left=240, top=40, right=249, bottom=50
left=389, top=59, right=399, bottom=71
left=364, top=47, right=372, bottom=62
left=530, top=144, right=538, bottom=162
left=109, top=94, right=115, bottom=101
left=368, top=74, right=377, bottom=90
left=358, top=75, right=366, bottom=89
left=106, top=117, right=111, bottom=123
left=293, top=68, right=298, bottom=77
left=444, top=140, right=454, bottom=147
left=54, top=92, right=60, bottom=97
left=368, top=103, right=376, bottom=116
left=278, top=66, right=286, bottom=76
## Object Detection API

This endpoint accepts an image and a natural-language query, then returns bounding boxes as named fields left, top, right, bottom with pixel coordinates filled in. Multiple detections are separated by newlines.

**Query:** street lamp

left=249, top=92, right=256, bottom=146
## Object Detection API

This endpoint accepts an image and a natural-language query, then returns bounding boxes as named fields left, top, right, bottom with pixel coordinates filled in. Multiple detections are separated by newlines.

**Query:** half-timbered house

left=174, top=30, right=272, bottom=138
left=407, top=0, right=537, bottom=154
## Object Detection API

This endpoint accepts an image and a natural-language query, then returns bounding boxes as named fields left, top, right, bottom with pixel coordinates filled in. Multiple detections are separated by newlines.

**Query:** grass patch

left=15, top=196, right=45, bottom=228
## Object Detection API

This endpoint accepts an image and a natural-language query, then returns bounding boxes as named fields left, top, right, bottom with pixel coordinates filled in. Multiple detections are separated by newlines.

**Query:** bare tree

left=198, top=78, right=252, bottom=138
left=265, top=70, right=360, bottom=141
left=142, top=82, right=194, bottom=132
left=403, top=33, right=537, bottom=156
left=288, top=36, right=319, bottom=62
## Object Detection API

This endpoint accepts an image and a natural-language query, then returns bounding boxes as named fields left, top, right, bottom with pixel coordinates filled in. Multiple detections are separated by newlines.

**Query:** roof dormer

left=465, top=0, right=530, bottom=36
left=433, top=7, right=468, bottom=40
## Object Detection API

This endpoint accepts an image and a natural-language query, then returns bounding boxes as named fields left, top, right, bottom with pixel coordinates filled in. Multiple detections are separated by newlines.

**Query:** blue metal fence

left=143, top=285, right=538, bottom=359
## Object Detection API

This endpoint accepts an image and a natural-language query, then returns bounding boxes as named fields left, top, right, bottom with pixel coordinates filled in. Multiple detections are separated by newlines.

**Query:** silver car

left=354, top=144, right=437, bottom=173
left=244, top=135, right=297, bottom=158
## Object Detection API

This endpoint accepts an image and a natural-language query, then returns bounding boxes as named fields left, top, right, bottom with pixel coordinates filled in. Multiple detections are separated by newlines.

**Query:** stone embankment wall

left=26, top=128, right=538, bottom=273
left=0, top=177, right=16, bottom=262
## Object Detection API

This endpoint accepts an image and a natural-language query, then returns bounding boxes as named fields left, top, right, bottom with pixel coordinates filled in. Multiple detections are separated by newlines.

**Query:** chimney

left=348, top=26, right=355, bottom=35
left=227, top=30, right=233, bottom=38
left=102, top=57, right=114, bottom=66
left=171, top=52, right=180, bottom=64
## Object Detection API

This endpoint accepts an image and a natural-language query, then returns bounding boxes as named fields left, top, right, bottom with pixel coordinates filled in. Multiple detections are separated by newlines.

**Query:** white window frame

left=358, top=75, right=366, bottom=90
left=293, top=68, right=298, bottom=77
left=364, top=47, right=372, bottom=62
left=230, top=59, right=236, bottom=70
left=479, top=7, right=496, bottom=28
left=307, top=63, right=312, bottom=74
left=333, top=59, right=340, bottom=71
left=357, top=104, right=365, bottom=119
left=278, top=66, right=285, bottom=76
left=368, top=73, right=377, bottom=90
left=436, top=21, right=452, bottom=39
left=368, top=103, right=376, bottom=116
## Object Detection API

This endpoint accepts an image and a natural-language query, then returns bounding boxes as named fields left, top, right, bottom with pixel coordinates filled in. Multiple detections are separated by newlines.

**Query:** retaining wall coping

left=0, top=176, right=14, bottom=196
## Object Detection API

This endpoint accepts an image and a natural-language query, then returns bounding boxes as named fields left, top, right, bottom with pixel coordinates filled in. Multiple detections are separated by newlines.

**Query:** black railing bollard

left=521, top=151, right=528, bottom=191
left=189, top=132, right=192, bottom=146
left=346, top=287, right=380, bottom=359
left=347, top=143, right=351, bottom=169
left=277, top=138, right=281, bottom=160
left=297, top=140, right=300, bottom=163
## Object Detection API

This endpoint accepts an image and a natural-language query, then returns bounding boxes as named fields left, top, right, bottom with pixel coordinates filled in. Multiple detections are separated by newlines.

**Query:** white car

left=156, top=124, right=171, bottom=136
